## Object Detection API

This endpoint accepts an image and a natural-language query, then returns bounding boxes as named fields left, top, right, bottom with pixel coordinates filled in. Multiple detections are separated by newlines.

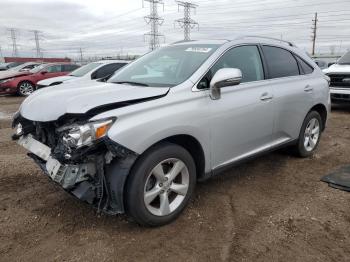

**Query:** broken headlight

left=61, top=118, right=115, bottom=149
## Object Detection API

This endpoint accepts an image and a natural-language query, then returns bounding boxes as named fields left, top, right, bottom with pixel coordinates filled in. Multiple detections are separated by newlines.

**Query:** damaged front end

left=12, top=113, right=138, bottom=215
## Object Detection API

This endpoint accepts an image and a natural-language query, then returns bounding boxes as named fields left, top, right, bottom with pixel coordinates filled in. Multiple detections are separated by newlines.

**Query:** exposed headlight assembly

left=61, top=118, right=115, bottom=149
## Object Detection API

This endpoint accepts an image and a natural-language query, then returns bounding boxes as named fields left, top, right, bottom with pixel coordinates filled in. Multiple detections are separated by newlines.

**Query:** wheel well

left=310, top=104, right=327, bottom=131
left=17, top=80, right=35, bottom=88
left=156, top=135, right=206, bottom=180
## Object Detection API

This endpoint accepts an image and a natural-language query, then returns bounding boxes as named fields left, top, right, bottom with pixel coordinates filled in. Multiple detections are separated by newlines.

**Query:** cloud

left=0, top=0, right=349, bottom=58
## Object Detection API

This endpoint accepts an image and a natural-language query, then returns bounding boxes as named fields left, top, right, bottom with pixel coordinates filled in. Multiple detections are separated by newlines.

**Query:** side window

left=46, top=65, right=62, bottom=73
left=63, top=64, right=79, bottom=72
left=295, top=56, right=314, bottom=75
left=262, top=46, right=299, bottom=79
left=197, top=45, right=264, bottom=89
left=92, top=63, right=126, bottom=79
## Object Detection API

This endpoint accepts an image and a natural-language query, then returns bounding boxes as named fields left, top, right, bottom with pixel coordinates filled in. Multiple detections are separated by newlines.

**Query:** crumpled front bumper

left=16, top=132, right=138, bottom=215
left=18, top=134, right=97, bottom=190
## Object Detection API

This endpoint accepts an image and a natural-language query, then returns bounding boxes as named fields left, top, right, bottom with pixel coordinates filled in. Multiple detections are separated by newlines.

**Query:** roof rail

left=237, top=35, right=295, bottom=47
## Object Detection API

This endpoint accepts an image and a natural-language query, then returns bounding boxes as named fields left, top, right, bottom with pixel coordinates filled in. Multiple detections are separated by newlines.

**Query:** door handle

left=260, top=92, right=273, bottom=101
left=304, top=85, right=313, bottom=92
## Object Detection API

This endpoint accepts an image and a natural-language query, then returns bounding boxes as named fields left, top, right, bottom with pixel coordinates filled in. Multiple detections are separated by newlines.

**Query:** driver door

left=202, top=45, right=275, bottom=170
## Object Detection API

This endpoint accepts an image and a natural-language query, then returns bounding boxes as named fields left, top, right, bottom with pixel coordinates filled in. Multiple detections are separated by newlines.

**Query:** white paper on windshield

left=185, top=47, right=212, bottom=53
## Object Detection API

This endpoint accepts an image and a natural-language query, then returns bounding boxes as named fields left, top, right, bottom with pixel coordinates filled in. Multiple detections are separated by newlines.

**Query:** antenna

left=175, top=1, right=198, bottom=41
left=143, top=0, right=165, bottom=51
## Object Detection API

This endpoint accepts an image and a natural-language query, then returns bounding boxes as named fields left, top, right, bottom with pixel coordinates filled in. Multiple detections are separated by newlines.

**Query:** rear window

left=262, top=46, right=299, bottom=79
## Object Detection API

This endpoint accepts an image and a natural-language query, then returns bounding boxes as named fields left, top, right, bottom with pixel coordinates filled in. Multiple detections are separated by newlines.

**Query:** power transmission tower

left=8, top=28, right=19, bottom=57
left=143, top=0, right=165, bottom=51
left=79, top=48, right=84, bottom=63
left=175, top=1, right=198, bottom=41
left=32, top=30, right=43, bottom=58
left=311, top=12, right=318, bottom=56
left=0, top=46, right=3, bottom=58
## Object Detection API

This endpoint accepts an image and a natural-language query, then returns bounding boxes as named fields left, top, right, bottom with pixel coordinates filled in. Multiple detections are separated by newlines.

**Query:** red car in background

left=0, top=63, right=79, bottom=96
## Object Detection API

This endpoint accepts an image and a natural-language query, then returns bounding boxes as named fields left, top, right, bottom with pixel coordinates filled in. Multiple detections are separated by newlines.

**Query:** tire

left=293, top=111, right=322, bottom=157
left=125, top=142, right=196, bottom=227
left=17, top=81, right=35, bottom=96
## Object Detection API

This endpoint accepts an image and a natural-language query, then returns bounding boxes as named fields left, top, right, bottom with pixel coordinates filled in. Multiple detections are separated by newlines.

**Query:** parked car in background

left=0, top=63, right=79, bottom=96
left=314, top=59, right=328, bottom=70
left=37, top=60, right=130, bottom=88
left=323, top=51, right=350, bottom=104
left=0, top=62, right=41, bottom=79
left=14, top=37, right=330, bottom=226
left=0, top=62, right=24, bottom=71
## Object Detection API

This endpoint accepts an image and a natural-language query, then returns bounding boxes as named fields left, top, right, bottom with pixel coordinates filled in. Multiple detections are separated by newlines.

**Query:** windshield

left=69, top=62, right=102, bottom=77
left=338, top=51, right=350, bottom=65
left=30, top=64, right=46, bottom=73
left=10, top=63, right=37, bottom=72
left=108, top=44, right=220, bottom=87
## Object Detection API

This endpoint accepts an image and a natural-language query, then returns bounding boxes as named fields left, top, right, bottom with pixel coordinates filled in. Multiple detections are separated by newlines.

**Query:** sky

left=0, top=0, right=349, bottom=59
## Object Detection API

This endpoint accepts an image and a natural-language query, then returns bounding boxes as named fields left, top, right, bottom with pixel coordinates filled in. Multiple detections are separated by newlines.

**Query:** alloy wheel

left=19, top=82, right=34, bottom=96
left=304, top=118, right=320, bottom=152
left=144, top=158, right=189, bottom=216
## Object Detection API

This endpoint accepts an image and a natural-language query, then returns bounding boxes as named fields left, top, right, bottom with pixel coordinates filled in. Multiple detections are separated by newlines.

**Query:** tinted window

left=262, top=46, right=299, bottom=79
left=63, top=64, right=79, bottom=72
left=92, top=63, right=127, bottom=79
left=296, top=56, right=314, bottom=74
left=198, top=45, right=264, bottom=89
left=46, top=65, right=62, bottom=73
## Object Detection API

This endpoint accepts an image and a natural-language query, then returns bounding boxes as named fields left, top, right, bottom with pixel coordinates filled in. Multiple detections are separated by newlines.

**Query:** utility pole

left=32, top=30, right=43, bottom=58
left=8, top=28, right=18, bottom=57
left=311, top=12, right=318, bottom=56
left=143, top=0, right=165, bottom=51
left=79, top=48, right=83, bottom=63
left=175, top=1, right=198, bottom=41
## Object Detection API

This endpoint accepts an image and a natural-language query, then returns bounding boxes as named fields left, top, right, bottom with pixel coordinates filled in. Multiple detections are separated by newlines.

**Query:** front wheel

left=17, top=81, right=35, bottom=96
left=125, top=142, right=196, bottom=226
left=294, top=111, right=322, bottom=157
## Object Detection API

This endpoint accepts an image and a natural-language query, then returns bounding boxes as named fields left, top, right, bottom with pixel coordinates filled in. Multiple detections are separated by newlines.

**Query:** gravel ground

left=0, top=96, right=350, bottom=262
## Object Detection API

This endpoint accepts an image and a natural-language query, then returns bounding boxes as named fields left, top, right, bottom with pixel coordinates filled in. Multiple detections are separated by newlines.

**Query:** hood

left=323, top=64, right=350, bottom=74
left=38, top=75, right=77, bottom=86
left=20, top=82, right=169, bottom=122
left=0, top=70, right=31, bottom=80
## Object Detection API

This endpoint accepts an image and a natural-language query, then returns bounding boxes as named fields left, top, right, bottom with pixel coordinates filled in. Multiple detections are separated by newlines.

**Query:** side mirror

left=41, top=71, right=48, bottom=75
left=210, top=68, right=242, bottom=100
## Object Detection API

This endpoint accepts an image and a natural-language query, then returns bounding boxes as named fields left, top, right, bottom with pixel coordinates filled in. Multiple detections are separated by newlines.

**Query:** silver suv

left=13, top=37, right=330, bottom=226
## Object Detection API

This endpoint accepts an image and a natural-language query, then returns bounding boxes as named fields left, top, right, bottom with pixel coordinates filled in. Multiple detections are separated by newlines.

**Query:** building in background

left=4, top=57, right=71, bottom=63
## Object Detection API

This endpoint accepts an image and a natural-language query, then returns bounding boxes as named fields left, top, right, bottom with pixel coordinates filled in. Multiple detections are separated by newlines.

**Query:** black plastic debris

left=321, top=165, right=350, bottom=192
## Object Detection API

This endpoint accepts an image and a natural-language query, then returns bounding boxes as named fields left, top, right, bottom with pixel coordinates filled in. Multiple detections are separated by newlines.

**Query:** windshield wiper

left=113, top=81, right=149, bottom=87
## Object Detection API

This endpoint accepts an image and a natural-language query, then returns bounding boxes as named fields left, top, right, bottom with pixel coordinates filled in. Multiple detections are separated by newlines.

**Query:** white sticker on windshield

left=185, top=47, right=212, bottom=53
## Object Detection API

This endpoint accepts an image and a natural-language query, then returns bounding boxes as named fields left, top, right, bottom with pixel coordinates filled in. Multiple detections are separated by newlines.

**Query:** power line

left=8, top=28, right=18, bottom=57
left=311, top=12, right=318, bottom=55
left=143, top=0, right=165, bottom=51
left=32, top=30, right=43, bottom=58
left=79, top=47, right=83, bottom=62
left=175, top=1, right=198, bottom=41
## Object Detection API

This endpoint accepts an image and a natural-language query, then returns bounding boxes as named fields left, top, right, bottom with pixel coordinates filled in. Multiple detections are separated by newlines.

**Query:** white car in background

left=323, top=51, right=350, bottom=104
left=36, top=60, right=130, bottom=89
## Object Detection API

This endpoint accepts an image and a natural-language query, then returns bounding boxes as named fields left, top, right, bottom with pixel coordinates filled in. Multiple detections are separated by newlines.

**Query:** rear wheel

left=17, top=81, right=35, bottom=96
left=125, top=142, right=196, bottom=226
left=294, top=111, right=322, bottom=157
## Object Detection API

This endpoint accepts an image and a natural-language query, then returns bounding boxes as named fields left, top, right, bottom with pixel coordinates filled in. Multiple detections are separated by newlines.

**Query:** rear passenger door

left=204, top=45, right=275, bottom=169
left=261, top=45, right=315, bottom=142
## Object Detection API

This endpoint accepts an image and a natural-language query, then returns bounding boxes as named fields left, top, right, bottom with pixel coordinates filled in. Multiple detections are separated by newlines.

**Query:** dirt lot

left=0, top=96, right=350, bottom=262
